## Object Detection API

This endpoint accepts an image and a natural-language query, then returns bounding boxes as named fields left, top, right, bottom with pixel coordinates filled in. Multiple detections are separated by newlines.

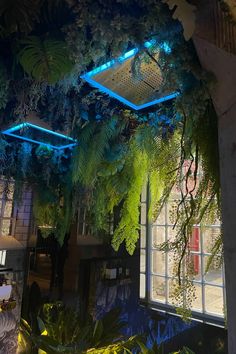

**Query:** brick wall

left=14, top=188, right=33, bottom=247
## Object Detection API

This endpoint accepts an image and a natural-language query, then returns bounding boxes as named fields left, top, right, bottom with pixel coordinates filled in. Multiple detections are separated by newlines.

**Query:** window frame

left=139, top=184, right=226, bottom=327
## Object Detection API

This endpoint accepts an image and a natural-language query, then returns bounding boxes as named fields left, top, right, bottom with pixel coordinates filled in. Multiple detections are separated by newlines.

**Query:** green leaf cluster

left=18, top=36, right=74, bottom=84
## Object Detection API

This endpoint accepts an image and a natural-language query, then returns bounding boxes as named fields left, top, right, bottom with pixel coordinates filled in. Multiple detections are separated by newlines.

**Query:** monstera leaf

left=163, top=0, right=196, bottom=40
left=0, top=0, right=41, bottom=33
left=18, top=36, right=74, bottom=83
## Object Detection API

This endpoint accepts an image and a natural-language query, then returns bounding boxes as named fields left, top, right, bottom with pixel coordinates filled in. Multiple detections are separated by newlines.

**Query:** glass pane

left=139, top=273, right=146, bottom=299
left=167, top=200, right=178, bottom=225
left=167, top=226, right=178, bottom=242
left=205, top=285, right=224, bottom=315
left=1, top=219, right=11, bottom=236
left=141, top=203, right=146, bottom=224
left=167, top=252, right=177, bottom=277
left=192, top=282, right=202, bottom=312
left=141, top=185, right=147, bottom=202
left=202, top=227, right=221, bottom=254
left=153, top=206, right=165, bottom=225
left=171, top=184, right=181, bottom=199
left=152, top=226, right=165, bottom=248
left=140, top=225, right=146, bottom=248
left=4, top=201, right=13, bottom=218
left=204, top=255, right=223, bottom=285
left=140, top=249, right=146, bottom=272
left=167, top=278, right=179, bottom=306
left=152, top=251, right=165, bottom=275
left=188, top=227, right=200, bottom=252
left=187, top=254, right=201, bottom=281
left=151, top=276, right=166, bottom=302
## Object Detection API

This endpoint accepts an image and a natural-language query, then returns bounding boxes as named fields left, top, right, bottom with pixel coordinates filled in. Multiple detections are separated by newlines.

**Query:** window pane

left=2, top=219, right=11, bottom=236
left=202, top=227, right=221, bottom=254
left=151, top=276, right=166, bottom=302
left=141, top=186, right=147, bottom=202
left=205, top=285, right=224, bottom=315
left=140, top=225, right=146, bottom=248
left=139, top=273, right=146, bottom=299
left=189, top=227, right=200, bottom=252
left=152, top=226, right=165, bottom=247
left=140, top=249, right=146, bottom=272
left=4, top=201, right=13, bottom=218
left=187, top=254, right=201, bottom=281
left=5, top=184, right=14, bottom=199
left=167, top=201, right=178, bottom=225
left=167, top=226, right=178, bottom=242
left=167, top=252, right=176, bottom=277
left=204, top=255, right=223, bottom=285
left=153, top=207, right=165, bottom=225
left=152, top=251, right=165, bottom=275
left=141, top=203, right=146, bottom=224
left=171, top=184, right=181, bottom=199
left=167, top=278, right=179, bottom=306
left=192, top=282, right=202, bottom=312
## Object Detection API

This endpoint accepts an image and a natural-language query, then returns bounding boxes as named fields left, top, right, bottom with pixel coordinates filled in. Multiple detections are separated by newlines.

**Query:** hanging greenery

left=0, top=60, right=9, bottom=110
left=0, top=0, right=222, bottom=319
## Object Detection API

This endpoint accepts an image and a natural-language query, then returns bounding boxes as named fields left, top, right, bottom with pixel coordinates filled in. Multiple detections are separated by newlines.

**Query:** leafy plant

left=0, top=0, right=41, bottom=33
left=18, top=36, right=74, bottom=83
left=0, top=60, right=9, bottom=110
left=19, top=304, right=140, bottom=353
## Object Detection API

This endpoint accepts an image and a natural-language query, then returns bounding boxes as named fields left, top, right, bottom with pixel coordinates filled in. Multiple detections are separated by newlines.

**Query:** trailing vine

left=0, top=0, right=222, bottom=318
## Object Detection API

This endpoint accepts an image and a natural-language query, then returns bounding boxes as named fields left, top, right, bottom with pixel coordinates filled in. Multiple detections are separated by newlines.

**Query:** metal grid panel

left=93, top=53, right=165, bottom=106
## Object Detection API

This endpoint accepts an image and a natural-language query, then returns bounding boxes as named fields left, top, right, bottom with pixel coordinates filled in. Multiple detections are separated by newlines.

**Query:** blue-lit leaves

left=160, top=42, right=171, bottom=54
left=35, top=145, right=53, bottom=160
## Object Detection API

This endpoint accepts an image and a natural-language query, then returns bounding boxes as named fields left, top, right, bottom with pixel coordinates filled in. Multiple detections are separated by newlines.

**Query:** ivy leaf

left=18, top=36, right=74, bottom=84
left=163, top=0, right=196, bottom=40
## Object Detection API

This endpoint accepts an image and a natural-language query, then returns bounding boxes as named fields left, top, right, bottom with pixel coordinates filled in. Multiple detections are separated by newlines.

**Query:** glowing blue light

left=2, top=122, right=77, bottom=150
left=82, top=75, right=179, bottom=110
left=144, top=39, right=156, bottom=48
left=81, top=40, right=178, bottom=110
left=161, top=42, right=171, bottom=54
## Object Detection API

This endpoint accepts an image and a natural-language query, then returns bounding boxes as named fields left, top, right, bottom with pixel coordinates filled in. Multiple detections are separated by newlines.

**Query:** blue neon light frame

left=2, top=122, right=77, bottom=150
left=81, top=40, right=179, bottom=110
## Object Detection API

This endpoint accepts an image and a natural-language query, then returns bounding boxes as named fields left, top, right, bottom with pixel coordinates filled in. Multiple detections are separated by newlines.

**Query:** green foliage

left=112, top=144, right=148, bottom=254
left=18, top=36, right=74, bottom=83
left=137, top=340, right=164, bottom=353
left=0, top=0, right=41, bottom=33
left=19, top=304, right=139, bottom=353
left=171, top=347, right=195, bottom=354
left=0, top=0, right=222, bottom=318
left=0, top=61, right=9, bottom=110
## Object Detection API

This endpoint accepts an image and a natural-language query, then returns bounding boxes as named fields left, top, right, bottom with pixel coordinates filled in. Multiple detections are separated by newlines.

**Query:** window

left=140, top=184, right=225, bottom=326
left=0, top=179, right=15, bottom=236
left=140, top=186, right=147, bottom=299
left=0, top=250, right=6, bottom=266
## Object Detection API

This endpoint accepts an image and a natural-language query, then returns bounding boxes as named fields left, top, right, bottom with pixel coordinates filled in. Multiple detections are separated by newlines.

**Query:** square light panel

left=81, top=41, right=178, bottom=110
left=2, top=123, right=77, bottom=150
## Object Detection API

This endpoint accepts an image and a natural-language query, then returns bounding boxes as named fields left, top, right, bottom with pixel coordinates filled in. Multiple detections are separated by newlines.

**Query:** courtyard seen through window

left=140, top=174, right=225, bottom=324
